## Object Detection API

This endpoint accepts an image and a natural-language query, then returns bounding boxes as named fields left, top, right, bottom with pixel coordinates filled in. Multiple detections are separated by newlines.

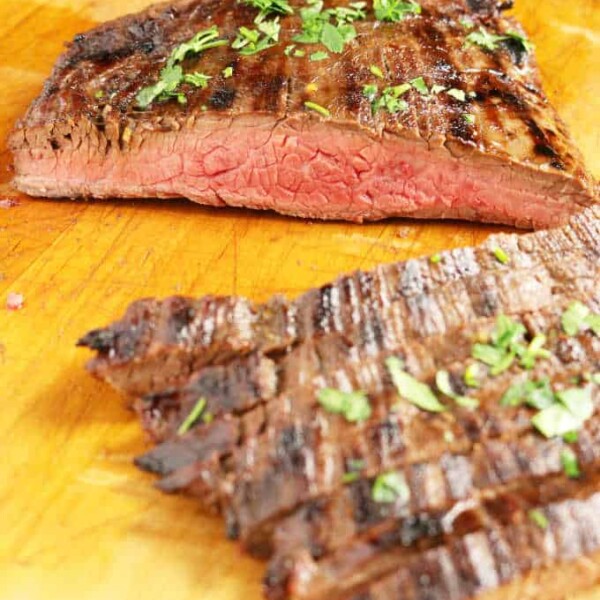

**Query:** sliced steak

left=80, top=205, right=600, bottom=398
left=79, top=208, right=600, bottom=600
left=10, top=0, right=596, bottom=226
left=273, top=487, right=600, bottom=600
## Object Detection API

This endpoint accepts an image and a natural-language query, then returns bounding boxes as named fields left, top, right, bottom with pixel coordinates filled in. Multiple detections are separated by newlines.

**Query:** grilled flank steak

left=79, top=206, right=600, bottom=599
left=9, top=0, right=596, bottom=227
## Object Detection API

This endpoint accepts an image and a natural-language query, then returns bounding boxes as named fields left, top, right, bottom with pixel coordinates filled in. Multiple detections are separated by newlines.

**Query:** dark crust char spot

left=209, top=86, right=236, bottom=110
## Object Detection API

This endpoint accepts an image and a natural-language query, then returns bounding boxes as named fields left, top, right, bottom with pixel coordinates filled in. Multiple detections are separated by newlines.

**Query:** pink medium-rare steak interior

left=13, top=116, right=586, bottom=226
left=9, top=0, right=597, bottom=226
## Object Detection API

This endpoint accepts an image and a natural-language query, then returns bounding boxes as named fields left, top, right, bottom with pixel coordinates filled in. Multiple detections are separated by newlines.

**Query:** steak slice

left=78, top=208, right=600, bottom=600
left=79, top=205, right=600, bottom=398
left=270, top=487, right=600, bottom=600
left=10, top=0, right=596, bottom=227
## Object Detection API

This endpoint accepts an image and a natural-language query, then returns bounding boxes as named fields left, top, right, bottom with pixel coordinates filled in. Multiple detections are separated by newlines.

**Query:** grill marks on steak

left=79, top=208, right=600, bottom=599
left=81, top=206, right=600, bottom=399
left=10, top=1, right=596, bottom=226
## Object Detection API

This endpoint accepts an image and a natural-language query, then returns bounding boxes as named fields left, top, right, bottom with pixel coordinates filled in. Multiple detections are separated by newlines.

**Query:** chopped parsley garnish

left=465, top=26, right=533, bottom=53
left=343, top=458, right=365, bottom=483
left=460, top=17, right=475, bottom=30
left=233, top=19, right=281, bottom=55
left=222, top=66, right=234, bottom=78
left=560, top=448, right=580, bottom=478
left=561, top=301, right=600, bottom=337
left=136, top=26, right=228, bottom=108
left=240, top=0, right=294, bottom=20
left=463, top=113, right=475, bottom=124
left=374, top=0, right=421, bottom=22
left=304, top=100, right=331, bottom=117
left=472, top=314, right=537, bottom=376
left=284, top=44, right=296, bottom=56
left=178, top=397, right=208, bottom=435
left=446, top=88, right=466, bottom=101
left=464, top=363, right=481, bottom=388
left=386, top=356, right=446, bottom=412
left=500, top=378, right=554, bottom=409
left=372, top=471, right=410, bottom=503
left=436, top=370, right=479, bottom=409
left=293, top=1, right=365, bottom=54
left=409, top=76, right=428, bottom=95
left=520, top=334, right=552, bottom=369
left=364, top=83, right=410, bottom=115
left=370, top=65, right=385, bottom=79
left=531, top=385, right=593, bottom=438
left=310, top=50, right=330, bottom=61
left=492, top=246, right=510, bottom=264
left=430, top=253, right=442, bottom=264
left=317, top=388, right=371, bottom=422
left=94, top=90, right=105, bottom=99
left=183, top=72, right=212, bottom=87
left=431, top=84, right=446, bottom=94
left=528, top=508, right=549, bottom=530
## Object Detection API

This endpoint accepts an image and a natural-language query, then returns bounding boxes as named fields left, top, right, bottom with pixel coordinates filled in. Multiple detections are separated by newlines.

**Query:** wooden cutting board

left=0, top=1, right=598, bottom=598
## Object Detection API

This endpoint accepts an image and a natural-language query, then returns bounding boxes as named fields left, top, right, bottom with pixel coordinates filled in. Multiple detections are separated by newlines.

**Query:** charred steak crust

left=10, top=0, right=596, bottom=227
left=80, top=206, right=600, bottom=600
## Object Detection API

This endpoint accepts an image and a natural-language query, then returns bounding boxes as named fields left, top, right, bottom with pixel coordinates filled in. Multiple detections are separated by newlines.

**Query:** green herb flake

left=410, top=76, right=428, bottom=95
left=178, top=397, right=207, bottom=435
left=443, top=430, right=455, bottom=444
left=556, top=386, right=594, bottom=421
left=465, top=27, right=506, bottom=51
left=294, top=49, right=306, bottom=57
left=372, top=471, right=410, bottom=503
left=363, top=84, right=379, bottom=101
left=320, top=21, right=345, bottom=53
left=430, top=84, right=446, bottom=94
left=386, top=356, right=446, bottom=413
left=465, top=27, right=533, bottom=54
left=463, top=113, right=475, bottom=124
left=370, top=65, right=385, bottom=79
left=310, top=50, right=330, bottom=61
left=504, top=30, right=534, bottom=52
left=202, top=411, right=214, bottom=424
left=446, top=88, right=466, bottom=101
left=528, top=508, right=549, bottom=530
left=560, top=448, right=581, bottom=479
left=560, top=300, right=600, bottom=337
left=222, top=66, right=234, bottom=78
left=519, top=334, right=552, bottom=370
left=342, top=471, right=360, bottom=483
left=500, top=378, right=554, bottom=410
left=284, top=44, right=296, bottom=56
left=183, top=72, right=212, bottom=88
left=464, top=363, right=481, bottom=388
left=563, top=431, right=579, bottom=443
left=460, top=17, right=474, bottom=29
left=317, top=388, right=371, bottom=422
left=241, top=0, right=294, bottom=17
left=94, top=90, right=105, bottom=99
left=531, top=403, right=582, bottom=438
left=169, top=25, right=229, bottom=65
left=436, top=370, right=479, bottom=410
left=304, top=100, right=331, bottom=117
left=233, top=19, right=281, bottom=55
left=430, top=253, right=442, bottom=264
left=374, top=0, right=421, bottom=22
left=493, top=246, right=510, bottom=265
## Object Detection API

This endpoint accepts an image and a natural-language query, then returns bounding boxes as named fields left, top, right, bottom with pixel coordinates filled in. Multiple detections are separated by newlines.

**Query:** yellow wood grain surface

left=0, top=1, right=598, bottom=598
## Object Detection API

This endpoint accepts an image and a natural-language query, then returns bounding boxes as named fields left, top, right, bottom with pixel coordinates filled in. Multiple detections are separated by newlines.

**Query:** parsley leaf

left=370, top=65, right=385, bottom=79
left=240, top=0, right=294, bottom=20
left=178, top=397, right=208, bottom=435
left=321, top=21, right=345, bottom=53
left=528, top=508, right=549, bottom=529
left=531, top=386, right=593, bottom=438
left=561, top=301, right=600, bottom=336
left=365, top=84, right=410, bottom=115
left=183, top=72, right=212, bottom=88
left=409, top=76, right=428, bottom=95
left=465, top=27, right=507, bottom=51
left=374, top=0, right=421, bottom=22
left=233, top=19, right=281, bottom=55
left=464, top=363, right=481, bottom=388
left=446, top=88, right=466, bottom=101
left=560, top=448, right=580, bottom=478
left=500, top=378, right=554, bottom=409
left=386, top=356, right=446, bottom=412
left=519, top=333, right=551, bottom=369
left=463, top=113, right=475, bottom=124
left=310, top=50, right=330, bottom=61
left=504, top=30, right=534, bottom=52
left=493, top=247, right=510, bottom=264
left=222, top=66, right=233, bottom=78
left=317, top=388, right=371, bottom=422
left=436, top=370, right=479, bottom=409
left=372, top=471, right=410, bottom=503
